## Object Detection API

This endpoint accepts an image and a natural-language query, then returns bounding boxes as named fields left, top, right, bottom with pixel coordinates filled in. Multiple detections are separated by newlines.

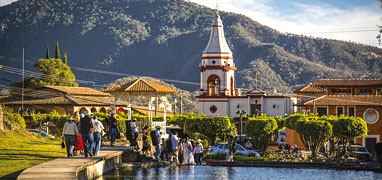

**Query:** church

left=196, top=11, right=296, bottom=118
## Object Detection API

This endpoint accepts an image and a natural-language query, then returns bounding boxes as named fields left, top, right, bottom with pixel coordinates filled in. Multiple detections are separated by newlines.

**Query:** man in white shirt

left=62, top=117, right=80, bottom=157
left=170, top=132, right=179, bottom=164
left=92, top=115, right=104, bottom=156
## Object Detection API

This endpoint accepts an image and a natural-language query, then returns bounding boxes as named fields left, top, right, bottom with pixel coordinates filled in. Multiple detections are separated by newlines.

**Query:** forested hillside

left=0, top=0, right=381, bottom=93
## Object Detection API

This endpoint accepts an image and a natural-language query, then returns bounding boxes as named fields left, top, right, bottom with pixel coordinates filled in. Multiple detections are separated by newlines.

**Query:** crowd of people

left=62, top=110, right=107, bottom=158
left=62, top=111, right=206, bottom=164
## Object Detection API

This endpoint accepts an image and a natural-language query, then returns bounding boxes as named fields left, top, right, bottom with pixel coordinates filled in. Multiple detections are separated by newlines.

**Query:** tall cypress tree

left=55, top=41, right=61, bottom=60
left=63, top=53, right=68, bottom=65
left=46, top=45, right=50, bottom=59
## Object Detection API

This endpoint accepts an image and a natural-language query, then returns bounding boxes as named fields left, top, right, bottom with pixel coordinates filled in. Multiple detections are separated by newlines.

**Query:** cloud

left=189, top=0, right=382, bottom=47
left=0, top=0, right=17, bottom=6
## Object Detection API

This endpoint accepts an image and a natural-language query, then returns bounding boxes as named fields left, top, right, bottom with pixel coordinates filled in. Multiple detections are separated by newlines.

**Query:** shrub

left=3, top=113, right=26, bottom=128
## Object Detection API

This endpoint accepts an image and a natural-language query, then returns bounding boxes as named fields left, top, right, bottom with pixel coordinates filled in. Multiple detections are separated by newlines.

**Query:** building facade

left=197, top=12, right=296, bottom=118
left=287, top=79, right=382, bottom=153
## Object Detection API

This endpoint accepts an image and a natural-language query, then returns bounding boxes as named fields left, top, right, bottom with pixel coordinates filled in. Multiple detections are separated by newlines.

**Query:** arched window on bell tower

left=207, top=75, right=220, bottom=96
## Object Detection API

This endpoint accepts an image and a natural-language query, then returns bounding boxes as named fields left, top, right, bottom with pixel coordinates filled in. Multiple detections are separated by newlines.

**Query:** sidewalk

left=17, top=145, right=131, bottom=180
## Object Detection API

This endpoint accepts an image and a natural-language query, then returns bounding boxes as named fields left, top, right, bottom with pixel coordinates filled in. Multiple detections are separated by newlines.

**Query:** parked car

left=27, top=129, right=55, bottom=138
left=208, top=142, right=260, bottom=157
left=349, top=145, right=373, bottom=162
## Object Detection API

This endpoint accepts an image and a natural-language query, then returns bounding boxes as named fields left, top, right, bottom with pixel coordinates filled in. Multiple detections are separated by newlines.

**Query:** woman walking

left=182, top=137, right=194, bottom=165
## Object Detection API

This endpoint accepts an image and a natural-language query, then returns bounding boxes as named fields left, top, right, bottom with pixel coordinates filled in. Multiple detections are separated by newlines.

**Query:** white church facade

left=197, top=12, right=296, bottom=118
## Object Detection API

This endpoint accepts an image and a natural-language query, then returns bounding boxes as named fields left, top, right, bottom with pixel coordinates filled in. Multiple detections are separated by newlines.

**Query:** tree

left=170, top=114, right=236, bottom=146
left=186, top=116, right=236, bottom=146
left=332, top=116, right=368, bottom=157
left=295, top=118, right=332, bottom=157
left=63, top=53, right=68, bottom=65
left=34, top=58, right=78, bottom=87
left=245, top=115, right=278, bottom=152
left=55, top=41, right=61, bottom=60
left=46, top=45, right=50, bottom=59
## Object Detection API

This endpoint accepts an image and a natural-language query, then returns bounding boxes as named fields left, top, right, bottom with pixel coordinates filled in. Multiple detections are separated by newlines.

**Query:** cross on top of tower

left=215, top=0, right=219, bottom=16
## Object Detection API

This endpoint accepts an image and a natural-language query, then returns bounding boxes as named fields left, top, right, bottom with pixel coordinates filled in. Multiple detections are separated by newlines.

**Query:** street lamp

left=236, top=110, right=246, bottom=143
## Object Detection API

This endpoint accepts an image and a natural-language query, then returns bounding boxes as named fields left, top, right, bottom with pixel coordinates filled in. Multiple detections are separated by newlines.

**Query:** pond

left=100, top=165, right=382, bottom=180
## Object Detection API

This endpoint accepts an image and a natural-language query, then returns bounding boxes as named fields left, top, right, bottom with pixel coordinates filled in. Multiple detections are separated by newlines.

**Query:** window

left=348, top=107, right=355, bottom=117
left=316, top=107, right=328, bottom=116
left=363, top=108, right=379, bottom=124
left=209, top=105, right=217, bottom=113
left=207, top=75, right=220, bottom=96
left=336, top=106, right=344, bottom=116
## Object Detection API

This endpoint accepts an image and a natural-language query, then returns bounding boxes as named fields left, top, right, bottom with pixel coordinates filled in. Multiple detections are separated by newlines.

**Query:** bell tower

left=198, top=10, right=237, bottom=97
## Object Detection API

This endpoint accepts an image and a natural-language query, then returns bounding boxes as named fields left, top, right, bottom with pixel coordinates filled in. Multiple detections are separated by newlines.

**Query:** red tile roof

left=44, top=86, right=110, bottom=96
left=0, top=86, right=124, bottom=106
left=293, top=84, right=326, bottom=93
left=304, top=95, right=382, bottom=106
left=103, top=78, right=177, bottom=93
left=313, top=79, right=382, bottom=86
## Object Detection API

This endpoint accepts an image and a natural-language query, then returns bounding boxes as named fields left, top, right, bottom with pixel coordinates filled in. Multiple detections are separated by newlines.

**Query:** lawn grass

left=0, top=129, right=65, bottom=180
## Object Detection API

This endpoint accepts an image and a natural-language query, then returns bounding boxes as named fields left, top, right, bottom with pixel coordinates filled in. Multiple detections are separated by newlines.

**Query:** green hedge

left=3, top=113, right=26, bottom=128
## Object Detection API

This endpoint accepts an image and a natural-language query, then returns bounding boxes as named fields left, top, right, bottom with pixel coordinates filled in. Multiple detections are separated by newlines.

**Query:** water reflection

left=101, top=165, right=382, bottom=180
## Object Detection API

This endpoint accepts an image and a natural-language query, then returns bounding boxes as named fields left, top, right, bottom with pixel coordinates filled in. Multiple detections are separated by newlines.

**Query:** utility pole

left=255, top=73, right=258, bottom=89
left=22, top=48, right=24, bottom=112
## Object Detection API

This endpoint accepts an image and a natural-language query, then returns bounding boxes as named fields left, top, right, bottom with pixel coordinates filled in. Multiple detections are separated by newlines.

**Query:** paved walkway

left=17, top=145, right=131, bottom=180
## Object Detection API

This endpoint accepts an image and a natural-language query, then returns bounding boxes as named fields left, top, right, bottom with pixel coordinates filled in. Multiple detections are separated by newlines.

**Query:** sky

left=1, top=0, right=381, bottom=47
left=189, top=0, right=382, bottom=47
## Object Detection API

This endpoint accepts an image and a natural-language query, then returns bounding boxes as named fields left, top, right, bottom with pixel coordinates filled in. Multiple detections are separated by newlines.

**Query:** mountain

left=0, top=0, right=381, bottom=94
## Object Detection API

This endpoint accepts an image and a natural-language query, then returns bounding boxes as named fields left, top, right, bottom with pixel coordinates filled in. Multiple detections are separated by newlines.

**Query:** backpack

left=150, top=131, right=158, bottom=146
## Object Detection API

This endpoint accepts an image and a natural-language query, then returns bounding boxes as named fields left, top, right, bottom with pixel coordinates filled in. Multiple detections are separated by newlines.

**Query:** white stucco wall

left=198, top=99, right=229, bottom=116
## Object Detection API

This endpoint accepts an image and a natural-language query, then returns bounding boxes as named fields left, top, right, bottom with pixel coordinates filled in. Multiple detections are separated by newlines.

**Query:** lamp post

left=236, top=110, right=246, bottom=142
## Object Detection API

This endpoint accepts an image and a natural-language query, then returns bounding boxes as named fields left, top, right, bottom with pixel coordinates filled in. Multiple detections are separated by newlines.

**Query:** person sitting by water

left=244, top=140, right=253, bottom=150
left=193, top=139, right=203, bottom=165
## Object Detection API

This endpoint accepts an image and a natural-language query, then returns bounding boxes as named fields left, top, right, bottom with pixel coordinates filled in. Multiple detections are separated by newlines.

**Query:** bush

left=234, top=155, right=266, bottom=161
left=3, top=113, right=26, bottom=128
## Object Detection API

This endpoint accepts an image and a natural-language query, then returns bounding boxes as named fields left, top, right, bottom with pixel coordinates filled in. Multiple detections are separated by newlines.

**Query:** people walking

left=92, top=115, right=104, bottom=156
left=79, top=110, right=94, bottom=158
left=182, top=137, right=194, bottom=165
left=62, top=117, right=80, bottom=157
left=152, top=126, right=161, bottom=159
left=193, top=139, right=203, bottom=165
left=170, top=132, right=180, bottom=164
left=108, top=111, right=118, bottom=146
